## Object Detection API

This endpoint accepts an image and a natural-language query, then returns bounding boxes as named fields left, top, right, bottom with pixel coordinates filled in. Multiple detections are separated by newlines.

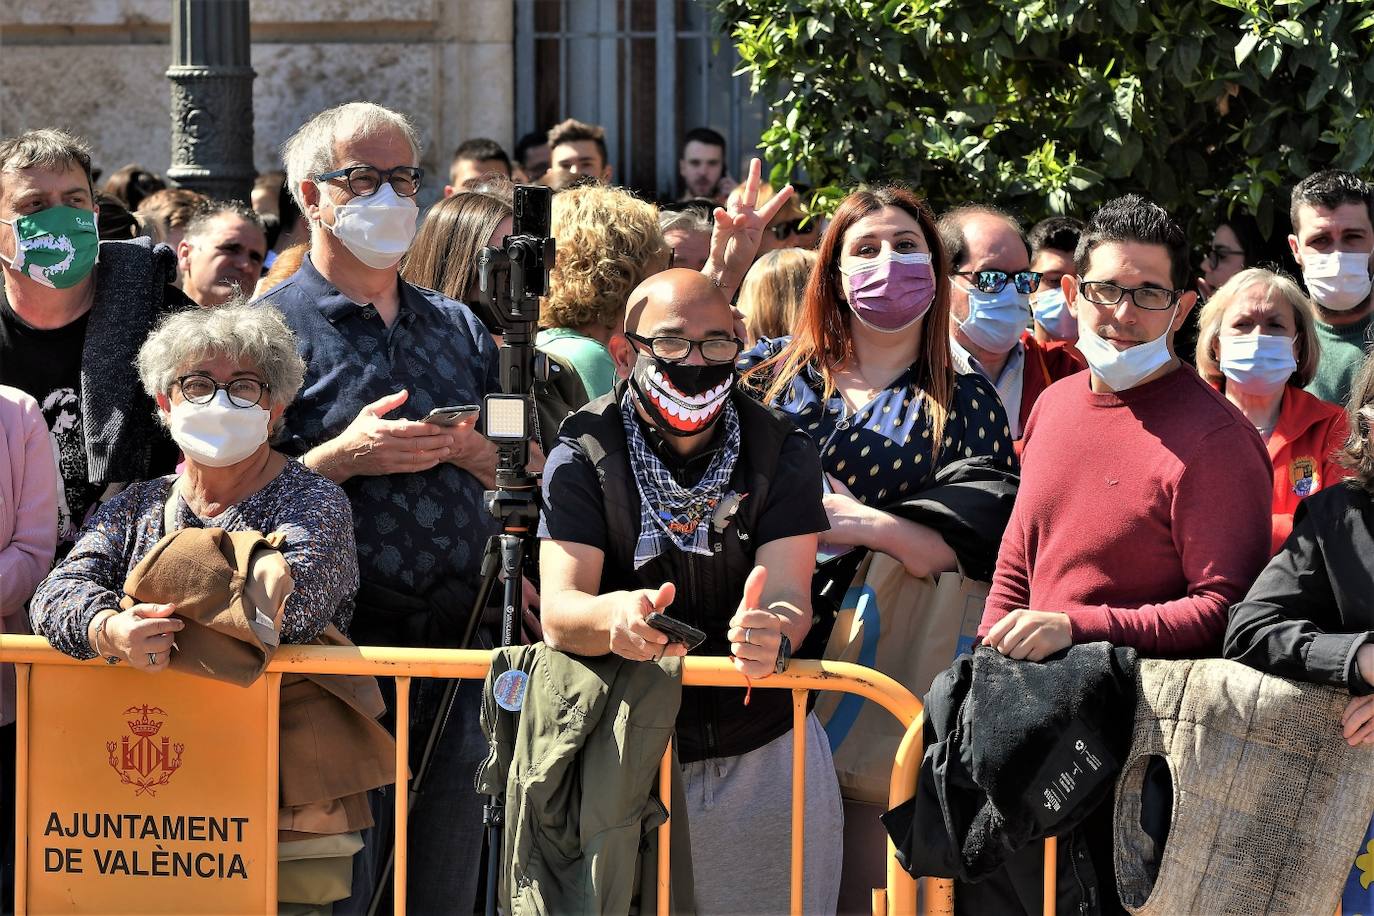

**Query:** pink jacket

left=0, top=386, right=58, bottom=726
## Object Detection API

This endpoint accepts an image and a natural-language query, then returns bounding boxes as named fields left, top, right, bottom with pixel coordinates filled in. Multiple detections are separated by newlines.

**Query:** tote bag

left=815, top=550, right=989, bottom=804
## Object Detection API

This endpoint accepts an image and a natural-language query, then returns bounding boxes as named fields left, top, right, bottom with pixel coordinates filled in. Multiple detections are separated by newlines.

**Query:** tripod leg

left=485, top=536, right=527, bottom=916
left=366, top=537, right=506, bottom=916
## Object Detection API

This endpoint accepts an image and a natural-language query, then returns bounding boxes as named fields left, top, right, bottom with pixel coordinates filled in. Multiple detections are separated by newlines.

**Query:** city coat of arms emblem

left=106, top=705, right=184, bottom=796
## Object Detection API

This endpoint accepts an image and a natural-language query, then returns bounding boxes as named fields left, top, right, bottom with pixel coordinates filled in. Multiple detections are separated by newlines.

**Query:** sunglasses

left=769, top=218, right=814, bottom=241
left=954, top=269, right=1043, bottom=295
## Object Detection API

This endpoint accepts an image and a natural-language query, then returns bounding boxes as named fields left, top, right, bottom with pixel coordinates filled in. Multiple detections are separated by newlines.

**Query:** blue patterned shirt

left=258, top=256, right=500, bottom=597
left=739, top=337, right=1017, bottom=507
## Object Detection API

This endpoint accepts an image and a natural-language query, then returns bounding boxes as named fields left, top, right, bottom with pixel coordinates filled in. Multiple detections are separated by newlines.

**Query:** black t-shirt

left=538, top=410, right=829, bottom=551
left=0, top=298, right=104, bottom=545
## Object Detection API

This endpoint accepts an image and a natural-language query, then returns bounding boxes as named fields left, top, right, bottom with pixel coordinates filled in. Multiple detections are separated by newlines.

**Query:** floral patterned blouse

left=30, top=460, right=358, bottom=660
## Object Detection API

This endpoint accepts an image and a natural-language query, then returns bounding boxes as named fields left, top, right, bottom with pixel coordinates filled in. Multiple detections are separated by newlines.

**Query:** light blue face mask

left=959, top=285, right=1030, bottom=353
left=1031, top=288, right=1078, bottom=340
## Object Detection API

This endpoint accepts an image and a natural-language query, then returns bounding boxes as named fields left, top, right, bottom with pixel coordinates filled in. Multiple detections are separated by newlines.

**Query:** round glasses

left=314, top=165, right=423, bottom=198
left=627, top=333, right=743, bottom=364
left=175, top=374, right=270, bottom=408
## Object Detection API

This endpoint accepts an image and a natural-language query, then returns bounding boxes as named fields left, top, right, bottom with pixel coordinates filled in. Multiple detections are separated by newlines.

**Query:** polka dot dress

left=740, top=337, right=1017, bottom=508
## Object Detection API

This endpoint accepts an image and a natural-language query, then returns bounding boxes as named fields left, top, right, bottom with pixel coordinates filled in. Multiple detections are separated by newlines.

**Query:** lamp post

left=166, top=0, right=256, bottom=202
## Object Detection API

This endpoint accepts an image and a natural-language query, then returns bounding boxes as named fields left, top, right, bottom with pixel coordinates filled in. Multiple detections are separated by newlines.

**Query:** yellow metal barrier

left=1, top=636, right=933, bottom=915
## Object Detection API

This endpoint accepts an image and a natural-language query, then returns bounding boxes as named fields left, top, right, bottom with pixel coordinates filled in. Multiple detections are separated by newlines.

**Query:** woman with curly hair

left=537, top=184, right=671, bottom=398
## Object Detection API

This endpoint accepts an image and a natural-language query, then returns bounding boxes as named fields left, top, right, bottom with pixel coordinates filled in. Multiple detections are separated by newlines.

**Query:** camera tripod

left=366, top=187, right=553, bottom=916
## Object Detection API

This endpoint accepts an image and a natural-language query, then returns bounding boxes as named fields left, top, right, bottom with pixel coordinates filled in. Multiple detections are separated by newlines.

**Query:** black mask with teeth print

left=629, top=354, right=736, bottom=438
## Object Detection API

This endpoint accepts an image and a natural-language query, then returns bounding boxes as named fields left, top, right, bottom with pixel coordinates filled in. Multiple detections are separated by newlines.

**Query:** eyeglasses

left=953, top=269, right=1043, bottom=295
left=314, top=165, right=424, bottom=198
left=1079, top=280, right=1180, bottom=311
left=1204, top=246, right=1245, bottom=269
left=175, top=374, right=270, bottom=408
left=769, top=218, right=813, bottom=241
left=627, top=332, right=743, bottom=364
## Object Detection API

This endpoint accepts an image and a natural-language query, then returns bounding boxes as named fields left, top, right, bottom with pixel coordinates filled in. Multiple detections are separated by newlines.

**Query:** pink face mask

left=840, top=251, right=936, bottom=332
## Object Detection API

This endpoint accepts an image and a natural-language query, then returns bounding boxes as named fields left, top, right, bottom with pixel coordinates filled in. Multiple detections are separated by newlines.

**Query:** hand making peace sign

left=701, top=157, right=796, bottom=304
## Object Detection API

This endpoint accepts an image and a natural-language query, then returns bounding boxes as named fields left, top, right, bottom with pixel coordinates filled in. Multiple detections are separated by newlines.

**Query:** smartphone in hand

left=422, top=405, right=480, bottom=426
left=646, top=613, right=707, bottom=651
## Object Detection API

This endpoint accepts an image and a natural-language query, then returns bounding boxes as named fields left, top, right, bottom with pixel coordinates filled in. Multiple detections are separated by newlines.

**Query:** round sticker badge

left=494, top=669, right=529, bottom=712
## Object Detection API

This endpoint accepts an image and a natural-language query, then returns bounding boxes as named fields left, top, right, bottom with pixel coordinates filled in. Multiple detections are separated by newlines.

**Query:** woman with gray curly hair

left=30, top=301, right=358, bottom=670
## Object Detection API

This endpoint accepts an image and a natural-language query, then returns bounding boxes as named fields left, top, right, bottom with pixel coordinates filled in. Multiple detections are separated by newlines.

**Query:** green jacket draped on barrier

left=477, top=643, right=696, bottom=914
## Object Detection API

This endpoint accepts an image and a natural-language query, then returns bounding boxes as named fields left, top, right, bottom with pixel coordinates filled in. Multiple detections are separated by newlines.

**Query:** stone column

left=165, top=0, right=255, bottom=202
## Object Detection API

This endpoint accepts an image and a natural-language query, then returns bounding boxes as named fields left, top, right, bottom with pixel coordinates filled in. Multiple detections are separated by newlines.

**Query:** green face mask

left=1, top=205, right=99, bottom=289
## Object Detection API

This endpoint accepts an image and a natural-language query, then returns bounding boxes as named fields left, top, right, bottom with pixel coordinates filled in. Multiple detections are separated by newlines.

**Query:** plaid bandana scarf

left=621, top=389, right=742, bottom=569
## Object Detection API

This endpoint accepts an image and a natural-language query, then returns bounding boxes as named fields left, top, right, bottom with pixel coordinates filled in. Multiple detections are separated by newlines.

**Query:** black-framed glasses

left=175, top=374, right=270, bottom=408
left=769, top=217, right=813, bottom=241
left=627, top=332, right=743, bottom=364
left=1204, top=246, right=1244, bottom=269
left=314, top=165, right=423, bottom=198
left=954, top=268, right=1043, bottom=295
left=1079, top=280, right=1180, bottom=311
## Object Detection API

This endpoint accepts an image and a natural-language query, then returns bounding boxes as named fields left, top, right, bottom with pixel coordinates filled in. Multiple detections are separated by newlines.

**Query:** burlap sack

left=1115, top=658, right=1374, bottom=915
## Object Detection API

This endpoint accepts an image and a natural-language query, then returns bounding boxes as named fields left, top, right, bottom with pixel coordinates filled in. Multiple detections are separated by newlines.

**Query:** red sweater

left=979, top=365, right=1273, bottom=656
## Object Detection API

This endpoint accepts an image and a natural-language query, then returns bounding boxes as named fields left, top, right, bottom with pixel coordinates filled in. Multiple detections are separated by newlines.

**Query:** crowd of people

left=0, top=95, right=1372, bottom=916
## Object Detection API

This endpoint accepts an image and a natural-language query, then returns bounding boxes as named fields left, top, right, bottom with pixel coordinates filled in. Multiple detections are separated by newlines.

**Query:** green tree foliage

left=721, top=0, right=1374, bottom=233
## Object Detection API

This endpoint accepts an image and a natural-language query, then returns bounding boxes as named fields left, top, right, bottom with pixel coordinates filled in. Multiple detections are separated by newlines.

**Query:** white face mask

left=1076, top=303, right=1179, bottom=392
left=1030, top=287, right=1077, bottom=340
left=1218, top=332, right=1297, bottom=396
left=1301, top=251, right=1373, bottom=311
left=168, top=390, right=270, bottom=468
left=321, top=182, right=418, bottom=269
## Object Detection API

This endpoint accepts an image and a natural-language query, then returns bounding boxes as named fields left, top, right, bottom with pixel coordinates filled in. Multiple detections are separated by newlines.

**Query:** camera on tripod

left=477, top=186, right=556, bottom=453
left=474, top=185, right=556, bottom=648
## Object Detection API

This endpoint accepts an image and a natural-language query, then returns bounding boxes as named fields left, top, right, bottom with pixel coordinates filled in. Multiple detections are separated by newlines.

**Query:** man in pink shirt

left=969, top=195, right=1272, bottom=914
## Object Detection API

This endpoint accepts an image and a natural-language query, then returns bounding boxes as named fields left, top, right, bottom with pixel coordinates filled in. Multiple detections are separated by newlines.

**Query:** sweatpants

left=681, top=713, right=843, bottom=915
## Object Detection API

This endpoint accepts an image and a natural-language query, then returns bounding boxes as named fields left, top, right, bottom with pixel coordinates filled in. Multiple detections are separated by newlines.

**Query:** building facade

left=0, top=0, right=764, bottom=204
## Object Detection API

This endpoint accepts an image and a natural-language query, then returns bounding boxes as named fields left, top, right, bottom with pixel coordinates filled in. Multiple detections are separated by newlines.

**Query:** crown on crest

left=124, top=705, right=167, bottom=737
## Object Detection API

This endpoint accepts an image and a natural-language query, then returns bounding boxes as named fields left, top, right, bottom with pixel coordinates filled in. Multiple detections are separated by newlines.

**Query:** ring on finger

left=147, top=651, right=158, bottom=666
left=744, top=627, right=753, bottom=645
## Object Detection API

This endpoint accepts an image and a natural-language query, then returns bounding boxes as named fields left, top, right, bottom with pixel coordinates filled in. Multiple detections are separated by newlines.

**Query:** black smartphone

left=513, top=184, right=552, bottom=238
left=646, top=613, right=707, bottom=652
left=422, top=405, right=480, bottom=426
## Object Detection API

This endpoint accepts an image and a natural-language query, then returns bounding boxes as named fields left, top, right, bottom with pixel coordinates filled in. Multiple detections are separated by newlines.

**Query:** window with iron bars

left=514, top=0, right=768, bottom=201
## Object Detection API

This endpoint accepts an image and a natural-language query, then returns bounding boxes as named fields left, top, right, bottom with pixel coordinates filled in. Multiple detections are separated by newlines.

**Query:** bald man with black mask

left=538, top=268, right=842, bottom=912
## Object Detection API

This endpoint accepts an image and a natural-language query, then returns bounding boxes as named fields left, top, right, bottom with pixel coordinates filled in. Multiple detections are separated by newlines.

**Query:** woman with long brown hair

left=742, top=185, right=1017, bottom=911
left=742, top=185, right=1015, bottom=576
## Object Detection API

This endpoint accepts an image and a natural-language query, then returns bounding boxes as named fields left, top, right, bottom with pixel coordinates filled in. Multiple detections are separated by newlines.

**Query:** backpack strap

left=558, top=385, right=800, bottom=575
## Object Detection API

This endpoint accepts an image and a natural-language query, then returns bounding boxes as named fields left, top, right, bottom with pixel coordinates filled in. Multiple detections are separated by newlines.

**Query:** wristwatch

left=775, top=634, right=792, bottom=674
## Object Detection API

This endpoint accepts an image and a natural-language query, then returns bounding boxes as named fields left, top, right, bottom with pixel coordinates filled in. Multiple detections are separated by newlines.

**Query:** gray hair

left=281, top=101, right=421, bottom=214
left=136, top=301, right=306, bottom=409
left=658, top=206, right=712, bottom=237
left=0, top=128, right=94, bottom=193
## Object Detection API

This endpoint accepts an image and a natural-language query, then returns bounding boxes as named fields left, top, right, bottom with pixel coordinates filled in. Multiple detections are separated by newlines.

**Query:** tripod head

left=477, top=186, right=555, bottom=533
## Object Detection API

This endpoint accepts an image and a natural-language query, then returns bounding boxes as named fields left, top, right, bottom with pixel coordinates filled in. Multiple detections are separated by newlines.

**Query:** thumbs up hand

left=609, top=582, right=687, bottom=662
left=727, top=565, right=782, bottom=679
